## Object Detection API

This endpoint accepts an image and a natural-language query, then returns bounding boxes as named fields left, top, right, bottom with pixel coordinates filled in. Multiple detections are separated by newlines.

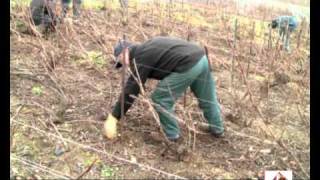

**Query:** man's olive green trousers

left=151, top=55, right=224, bottom=139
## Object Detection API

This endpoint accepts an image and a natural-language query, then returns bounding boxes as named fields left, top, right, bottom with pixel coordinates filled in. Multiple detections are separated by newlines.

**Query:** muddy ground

left=10, top=2, right=309, bottom=179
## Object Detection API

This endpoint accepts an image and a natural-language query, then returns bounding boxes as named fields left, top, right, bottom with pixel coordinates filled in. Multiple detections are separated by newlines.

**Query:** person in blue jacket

left=270, top=15, right=298, bottom=52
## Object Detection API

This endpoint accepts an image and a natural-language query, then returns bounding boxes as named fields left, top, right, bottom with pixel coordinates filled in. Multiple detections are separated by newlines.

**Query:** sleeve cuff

left=111, top=102, right=121, bottom=119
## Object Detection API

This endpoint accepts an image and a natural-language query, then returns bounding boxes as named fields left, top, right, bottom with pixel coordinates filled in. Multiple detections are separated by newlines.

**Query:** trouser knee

left=152, top=94, right=174, bottom=112
left=151, top=93, right=159, bottom=104
left=198, top=100, right=211, bottom=111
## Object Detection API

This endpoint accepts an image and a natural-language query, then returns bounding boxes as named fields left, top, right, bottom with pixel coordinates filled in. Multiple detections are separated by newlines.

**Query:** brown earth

left=10, top=3, right=309, bottom=179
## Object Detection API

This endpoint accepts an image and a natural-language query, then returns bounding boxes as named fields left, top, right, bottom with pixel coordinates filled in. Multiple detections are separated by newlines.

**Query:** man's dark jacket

left=112, top=36, right=205, bottom=119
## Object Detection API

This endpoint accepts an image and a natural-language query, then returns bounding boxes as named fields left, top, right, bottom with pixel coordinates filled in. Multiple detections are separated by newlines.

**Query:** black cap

left=113, top=40, right=132, bottom=69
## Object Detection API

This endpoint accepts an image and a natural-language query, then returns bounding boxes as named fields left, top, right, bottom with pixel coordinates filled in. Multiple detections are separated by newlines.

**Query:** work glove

left=103, top=114, right=118, bottom=139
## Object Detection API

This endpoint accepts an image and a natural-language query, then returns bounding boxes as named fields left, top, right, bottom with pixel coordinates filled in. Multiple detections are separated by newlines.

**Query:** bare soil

left=10, top=3, right=309, bottom=179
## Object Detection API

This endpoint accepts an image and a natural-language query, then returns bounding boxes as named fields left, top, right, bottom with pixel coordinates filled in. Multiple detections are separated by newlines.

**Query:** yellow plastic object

left=103, top=114, right=118, bottom=139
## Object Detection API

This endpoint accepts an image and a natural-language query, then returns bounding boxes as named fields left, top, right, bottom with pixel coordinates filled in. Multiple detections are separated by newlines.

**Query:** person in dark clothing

left=30, top=0, right=59, bottom=31
left=61, top=0, right=82, bottom=18
left=30, top=0, right=82, bottom=32
left=104, top=36, right=224, bottom=141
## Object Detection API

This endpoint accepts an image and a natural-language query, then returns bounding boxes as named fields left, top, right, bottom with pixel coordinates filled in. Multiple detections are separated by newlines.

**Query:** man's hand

left=104, top=114, right=118, bottom=139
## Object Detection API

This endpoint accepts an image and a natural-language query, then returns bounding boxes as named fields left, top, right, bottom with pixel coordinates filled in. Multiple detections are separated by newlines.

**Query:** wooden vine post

left=121, top=35, right=128, bottom=120
left=296, top=18, right=305, bottom=49
left=231, top=18, right=238, bottom=89
left=306, top=22, right=310, bottom=48
left=268, top=22, right=272, bottom=49
left=247, top=21, right=255, bottom=77
left=183, top=26, right=191, bottom=108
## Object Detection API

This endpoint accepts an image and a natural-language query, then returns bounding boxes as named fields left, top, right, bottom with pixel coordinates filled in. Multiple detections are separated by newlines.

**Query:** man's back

left=277, top=16, right=298, bottom=30
left=133, top=36, right=205, bottom=80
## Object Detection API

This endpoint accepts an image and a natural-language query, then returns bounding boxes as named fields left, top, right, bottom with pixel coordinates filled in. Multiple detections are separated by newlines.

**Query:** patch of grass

left=71, top=51, right=106, bottom=68
left=31, top=84, right=43, bottom=96
left=83, top=152, right=100, bottom=166
left=82, top=0, right=106, bottom=10
left=11, top=0, right=31, bottom=8
left=14, top=19, right=29, bottom=33
left=12, top=131, right=42, bottom=160
left=100, top=165, right=118, bottom=178
left=16, top=19, right=26, bottom=29
left=83, top=0, right=138, bottom=10
left=252, top=74, right=266, bottom=82
left=227, top=14, right=270, bottom=45
left=172, top=11, right=212, bottom=28
left=87, top=50, right=106, bottom=68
